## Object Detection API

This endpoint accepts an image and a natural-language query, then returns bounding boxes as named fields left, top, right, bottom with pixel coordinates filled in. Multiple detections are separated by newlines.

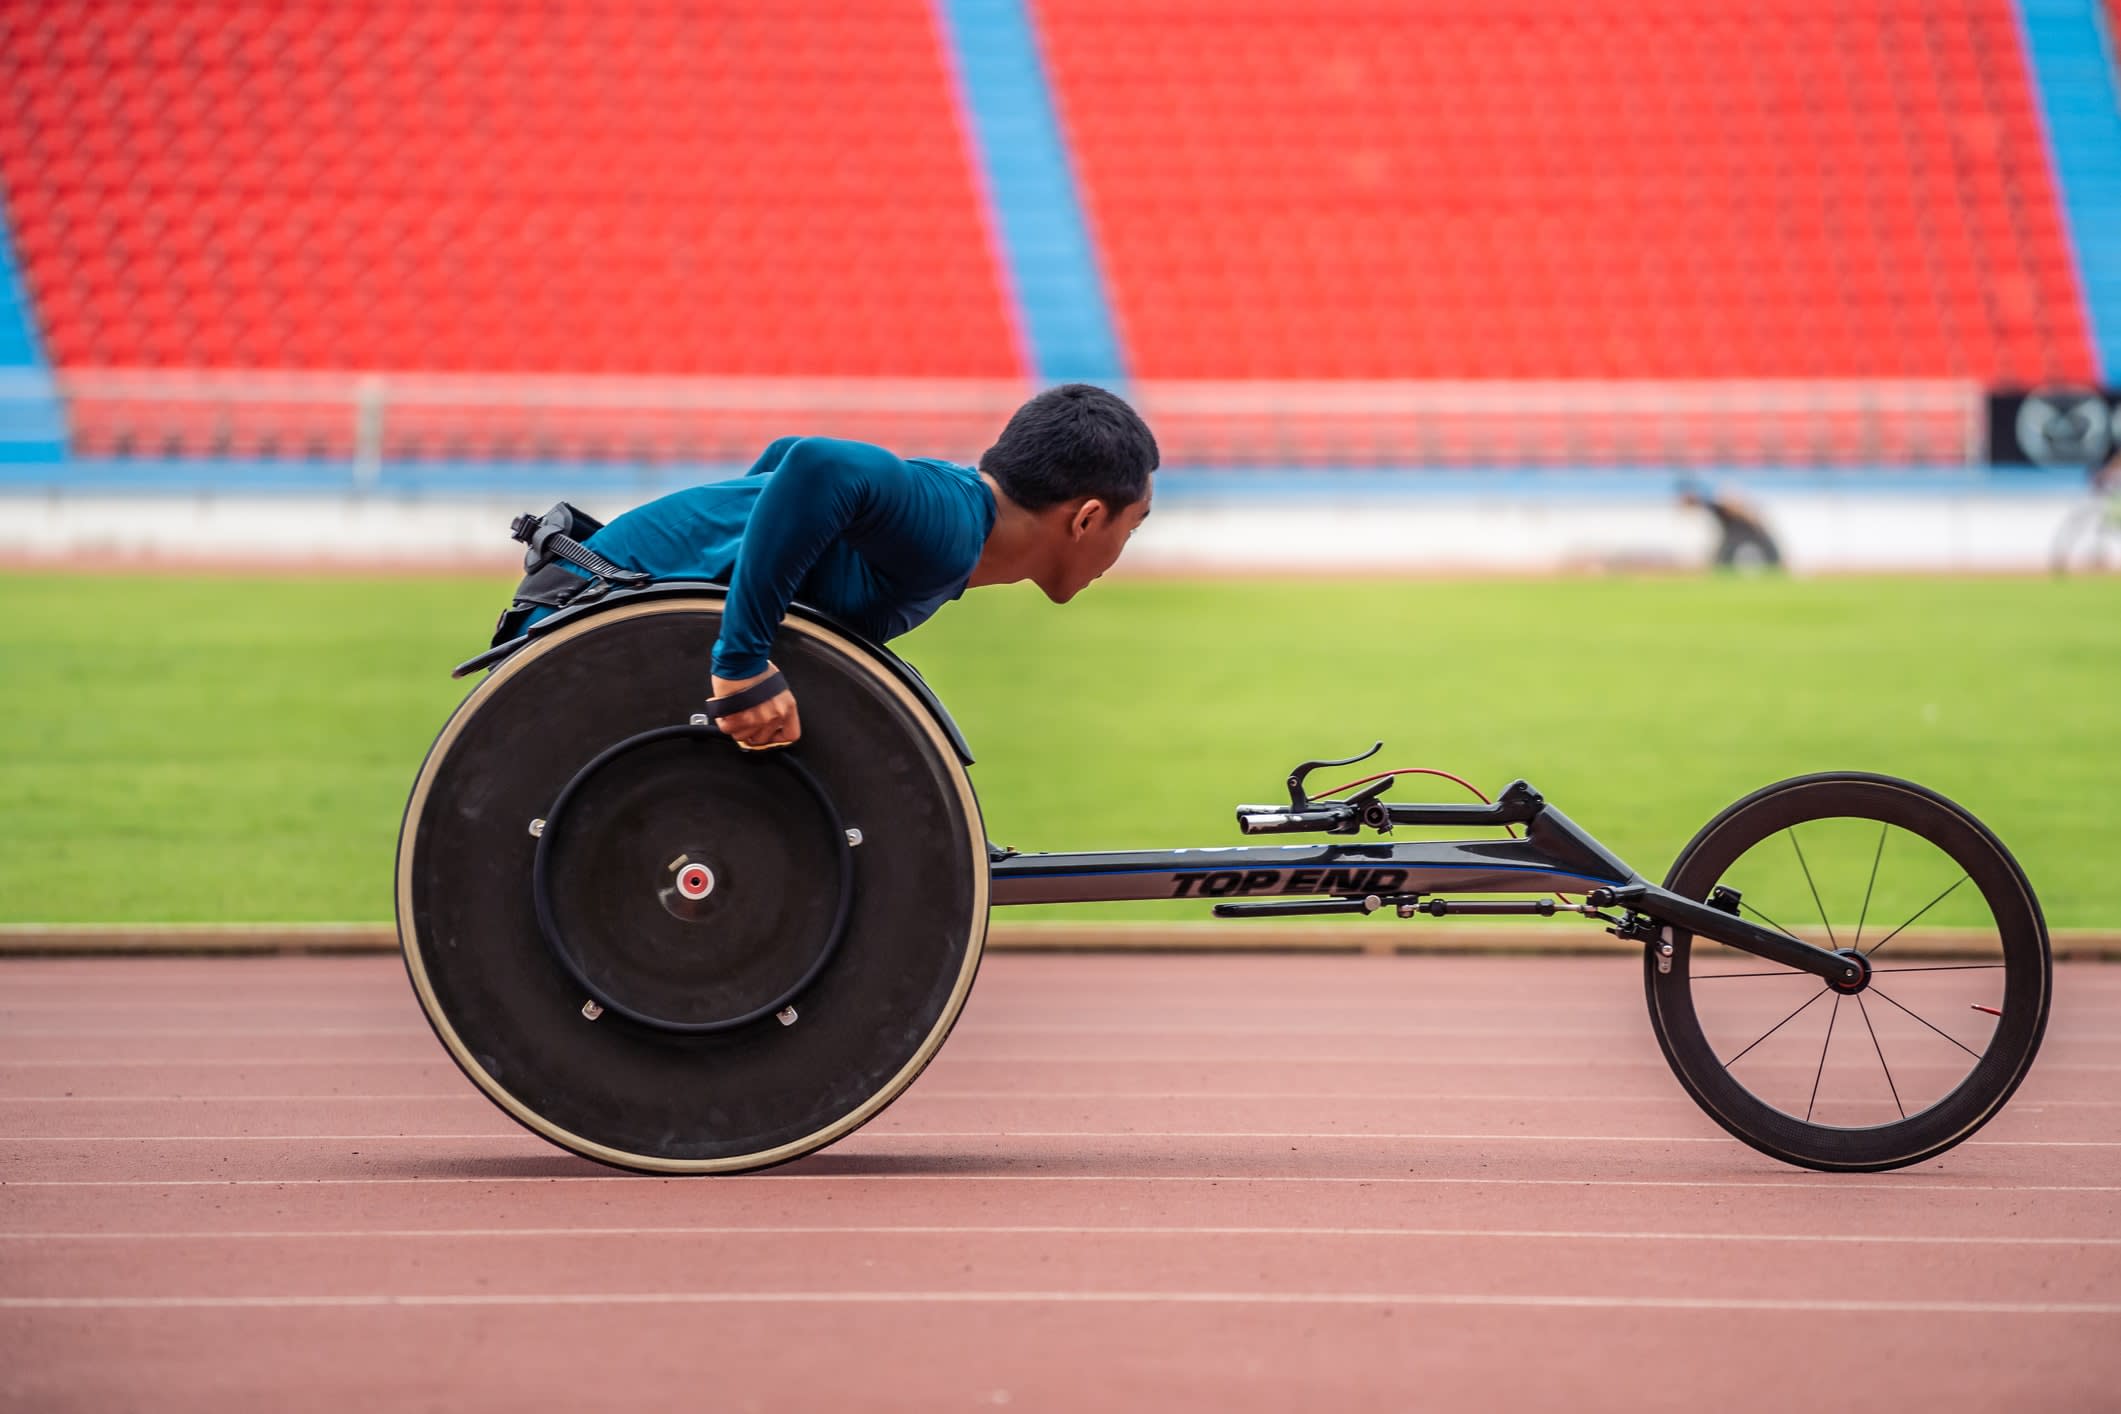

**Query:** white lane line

left=13, top=1055, right=2121, bottom=1072
left=991, top=1058, right=2121, bottom=1074
left=3, top=1225, right=2114, bottom=1247
left=0, top=1029, right=428, bottom=1038
left=3, top=1024, right=1649, bottom=1038
left=0, top=1134, right=532, bottom=1142
left=5, top=1176, right=2116, bottom=1192
left=890, top=1131, right=2121, bottom=1149
left=2, top=1291, right=2115, bottom=1315
left=11, top=1023, right=2118, bottom=1043
left=911, top=1091, right=2121, bottom=1106
left=4, top=1131, right=2115, bottom=1148
left=0, top=1004, right=408, bottom=1014
left=942, top=1055, right=2108, bottom=1068
left=0, top=1000, right=1775, bottom=1014
left=10, top=998, right=2109, bottom=1018
left=999, top=1023, right=2121, bottom=1042
left=0, top=1059, right=445, bottom=1068
left=0, top=1095, right=481, bottom=1103
left=4, top=1091, right=2118, bottom=1107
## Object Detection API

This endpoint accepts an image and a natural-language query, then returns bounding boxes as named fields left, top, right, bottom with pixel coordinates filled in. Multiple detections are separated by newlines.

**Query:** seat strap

left=509, top=511, right=651, bottom=586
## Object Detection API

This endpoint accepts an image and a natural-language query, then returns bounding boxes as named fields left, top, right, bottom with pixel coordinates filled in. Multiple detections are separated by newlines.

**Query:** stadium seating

left=0, top=0, right=2104, bottom=466
left=1033, top=0, right=2098, bottom=385
left=0, top=0, right=1020, bottom=380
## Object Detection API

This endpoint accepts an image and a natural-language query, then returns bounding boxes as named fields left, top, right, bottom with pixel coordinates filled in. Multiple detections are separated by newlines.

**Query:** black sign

left=1989, top=386, right=2121, bottom=466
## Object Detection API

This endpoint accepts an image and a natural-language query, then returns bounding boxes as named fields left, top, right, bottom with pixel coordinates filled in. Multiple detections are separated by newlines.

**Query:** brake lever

left=1287, top=741, right=1383, bottom=809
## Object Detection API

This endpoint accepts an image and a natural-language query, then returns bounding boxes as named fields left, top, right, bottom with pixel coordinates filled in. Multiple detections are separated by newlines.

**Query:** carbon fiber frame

left=989, top=792, right=1864, bottom=987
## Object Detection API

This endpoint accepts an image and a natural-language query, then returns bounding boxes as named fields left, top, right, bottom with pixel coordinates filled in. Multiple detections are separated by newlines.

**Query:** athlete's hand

left=711, top=663, right=801, bottom=750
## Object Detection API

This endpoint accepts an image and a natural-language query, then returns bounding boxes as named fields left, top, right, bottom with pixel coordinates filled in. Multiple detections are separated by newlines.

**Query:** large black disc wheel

left=1646, top=772, right=2050, bottom=1172
left=395, top=595, right=990, bottom=1174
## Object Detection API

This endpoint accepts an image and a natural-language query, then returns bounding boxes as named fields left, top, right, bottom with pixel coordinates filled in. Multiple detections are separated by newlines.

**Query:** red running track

left=2, top=953, right=2117, bottom=1412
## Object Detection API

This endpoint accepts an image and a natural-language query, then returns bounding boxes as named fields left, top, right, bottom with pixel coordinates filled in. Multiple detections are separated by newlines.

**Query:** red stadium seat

left=1, top=0, right=1020, bottom=384
left=1033, top=0, right=2096, bottom=385
left=1, top=0, right=2100, bottom=466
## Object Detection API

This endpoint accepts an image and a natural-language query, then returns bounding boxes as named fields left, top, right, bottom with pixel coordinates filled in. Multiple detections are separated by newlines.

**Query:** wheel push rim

left=530, top=723, right=856, bottom=1035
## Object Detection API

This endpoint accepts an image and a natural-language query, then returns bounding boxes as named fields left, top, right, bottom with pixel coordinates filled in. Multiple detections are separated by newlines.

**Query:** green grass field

left=2, top=571, right=2116, bottom=927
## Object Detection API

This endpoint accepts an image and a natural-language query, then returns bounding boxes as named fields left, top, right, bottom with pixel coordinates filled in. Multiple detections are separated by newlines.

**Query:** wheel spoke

left=1721, top=985, right=1831, bottom=1069
left=1863, top=874, right=1971, bottom=958
left=1851, top=823, right=1886, bottom=952
left=1806, top=995, right=1842, bottom=1121
left=1739, top=899, right=1809, bottom=945
left=1870, top=986, right=1983, bottom=1060
left=1869, top=964, right=2005, bottom=975
left=1856, top=995, right=1906, bottom=1120
left=1788, top=828, right=1838, bottom=949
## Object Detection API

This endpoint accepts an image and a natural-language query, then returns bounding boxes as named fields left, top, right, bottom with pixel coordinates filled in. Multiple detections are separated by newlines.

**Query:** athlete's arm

left=709, top=438, right=934, bottom=747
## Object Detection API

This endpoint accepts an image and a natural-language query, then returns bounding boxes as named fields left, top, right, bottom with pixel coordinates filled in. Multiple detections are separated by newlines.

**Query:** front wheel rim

left=1647, top=774, right=2048, bottom=1171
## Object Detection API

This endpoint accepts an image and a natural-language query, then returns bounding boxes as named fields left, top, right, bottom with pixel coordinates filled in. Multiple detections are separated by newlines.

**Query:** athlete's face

left=1040, top=483, right=1152, bottom=603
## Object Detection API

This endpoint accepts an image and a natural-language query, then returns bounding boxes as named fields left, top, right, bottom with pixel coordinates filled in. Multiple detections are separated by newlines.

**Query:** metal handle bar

left=1234, top=805, right=1358, bottom=836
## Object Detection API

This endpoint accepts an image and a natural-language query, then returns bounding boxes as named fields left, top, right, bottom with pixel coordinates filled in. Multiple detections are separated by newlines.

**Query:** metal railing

left=46, top=371, right=1988, bottom=482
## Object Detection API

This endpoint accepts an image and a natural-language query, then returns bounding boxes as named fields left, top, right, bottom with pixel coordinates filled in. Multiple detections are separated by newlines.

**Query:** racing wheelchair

left=398, top=585, right=2051, bottom=1177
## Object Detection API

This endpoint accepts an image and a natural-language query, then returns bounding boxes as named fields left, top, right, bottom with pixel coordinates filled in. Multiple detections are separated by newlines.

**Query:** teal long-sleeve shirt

left=533, top=437, right=997, bottom=680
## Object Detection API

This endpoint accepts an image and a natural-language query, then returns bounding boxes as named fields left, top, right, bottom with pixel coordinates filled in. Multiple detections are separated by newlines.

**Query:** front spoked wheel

left=1646, top=773, right=2050, bottom=1172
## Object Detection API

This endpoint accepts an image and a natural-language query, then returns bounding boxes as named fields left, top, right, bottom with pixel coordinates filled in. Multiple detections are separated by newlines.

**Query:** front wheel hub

left=1826, top=947, right=1872, bottom=995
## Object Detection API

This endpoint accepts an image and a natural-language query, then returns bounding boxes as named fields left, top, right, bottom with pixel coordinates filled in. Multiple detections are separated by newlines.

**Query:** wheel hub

left=660, top=853, right=720, bottom=920
left=1826, top=946, right=1872, bottom=995
left=531, top=724, right=854, bottom=1034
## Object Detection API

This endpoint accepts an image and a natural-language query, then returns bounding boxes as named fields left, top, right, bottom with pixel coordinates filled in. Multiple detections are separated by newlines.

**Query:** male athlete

left=509, top=382, right=1157, bottom=748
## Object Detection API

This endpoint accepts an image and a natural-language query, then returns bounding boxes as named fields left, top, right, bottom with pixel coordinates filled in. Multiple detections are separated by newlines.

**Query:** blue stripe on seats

left=931, top=0, right=1126, bottom=384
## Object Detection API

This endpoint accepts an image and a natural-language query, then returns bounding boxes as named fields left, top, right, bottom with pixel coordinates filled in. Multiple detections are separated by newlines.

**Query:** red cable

left=1315, top=767, right=1495, bottom=806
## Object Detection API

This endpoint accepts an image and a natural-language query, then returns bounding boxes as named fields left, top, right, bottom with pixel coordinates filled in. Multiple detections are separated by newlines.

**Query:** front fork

left=1214, top=878, right=1868, bottom=990
left=1590, top=881, right=1870, bottom=991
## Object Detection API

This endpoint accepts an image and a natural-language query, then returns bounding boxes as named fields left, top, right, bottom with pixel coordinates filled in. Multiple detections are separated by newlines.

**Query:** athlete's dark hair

left=980, top=383, right=1158, bottom=512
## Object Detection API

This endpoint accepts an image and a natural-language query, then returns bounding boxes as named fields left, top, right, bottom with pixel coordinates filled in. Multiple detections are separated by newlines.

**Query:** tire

left=1645, top=772, right=2049, bottom=1172
left=395, top=595, right=991, bottom=1174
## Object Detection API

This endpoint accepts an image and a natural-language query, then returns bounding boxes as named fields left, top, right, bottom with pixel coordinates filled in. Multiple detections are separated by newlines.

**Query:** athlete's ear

left=1070, top=498, right=1106, bottom=539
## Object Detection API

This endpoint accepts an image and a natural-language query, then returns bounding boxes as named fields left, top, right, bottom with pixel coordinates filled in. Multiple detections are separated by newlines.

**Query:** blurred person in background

left=2049, top=439, right=2121, bottom=575
left=1677, top=479, right=1784, bottom=572
left=503, top=383, right=1157, bottom=748
left=2085, top=438, right=2121, bottom=502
